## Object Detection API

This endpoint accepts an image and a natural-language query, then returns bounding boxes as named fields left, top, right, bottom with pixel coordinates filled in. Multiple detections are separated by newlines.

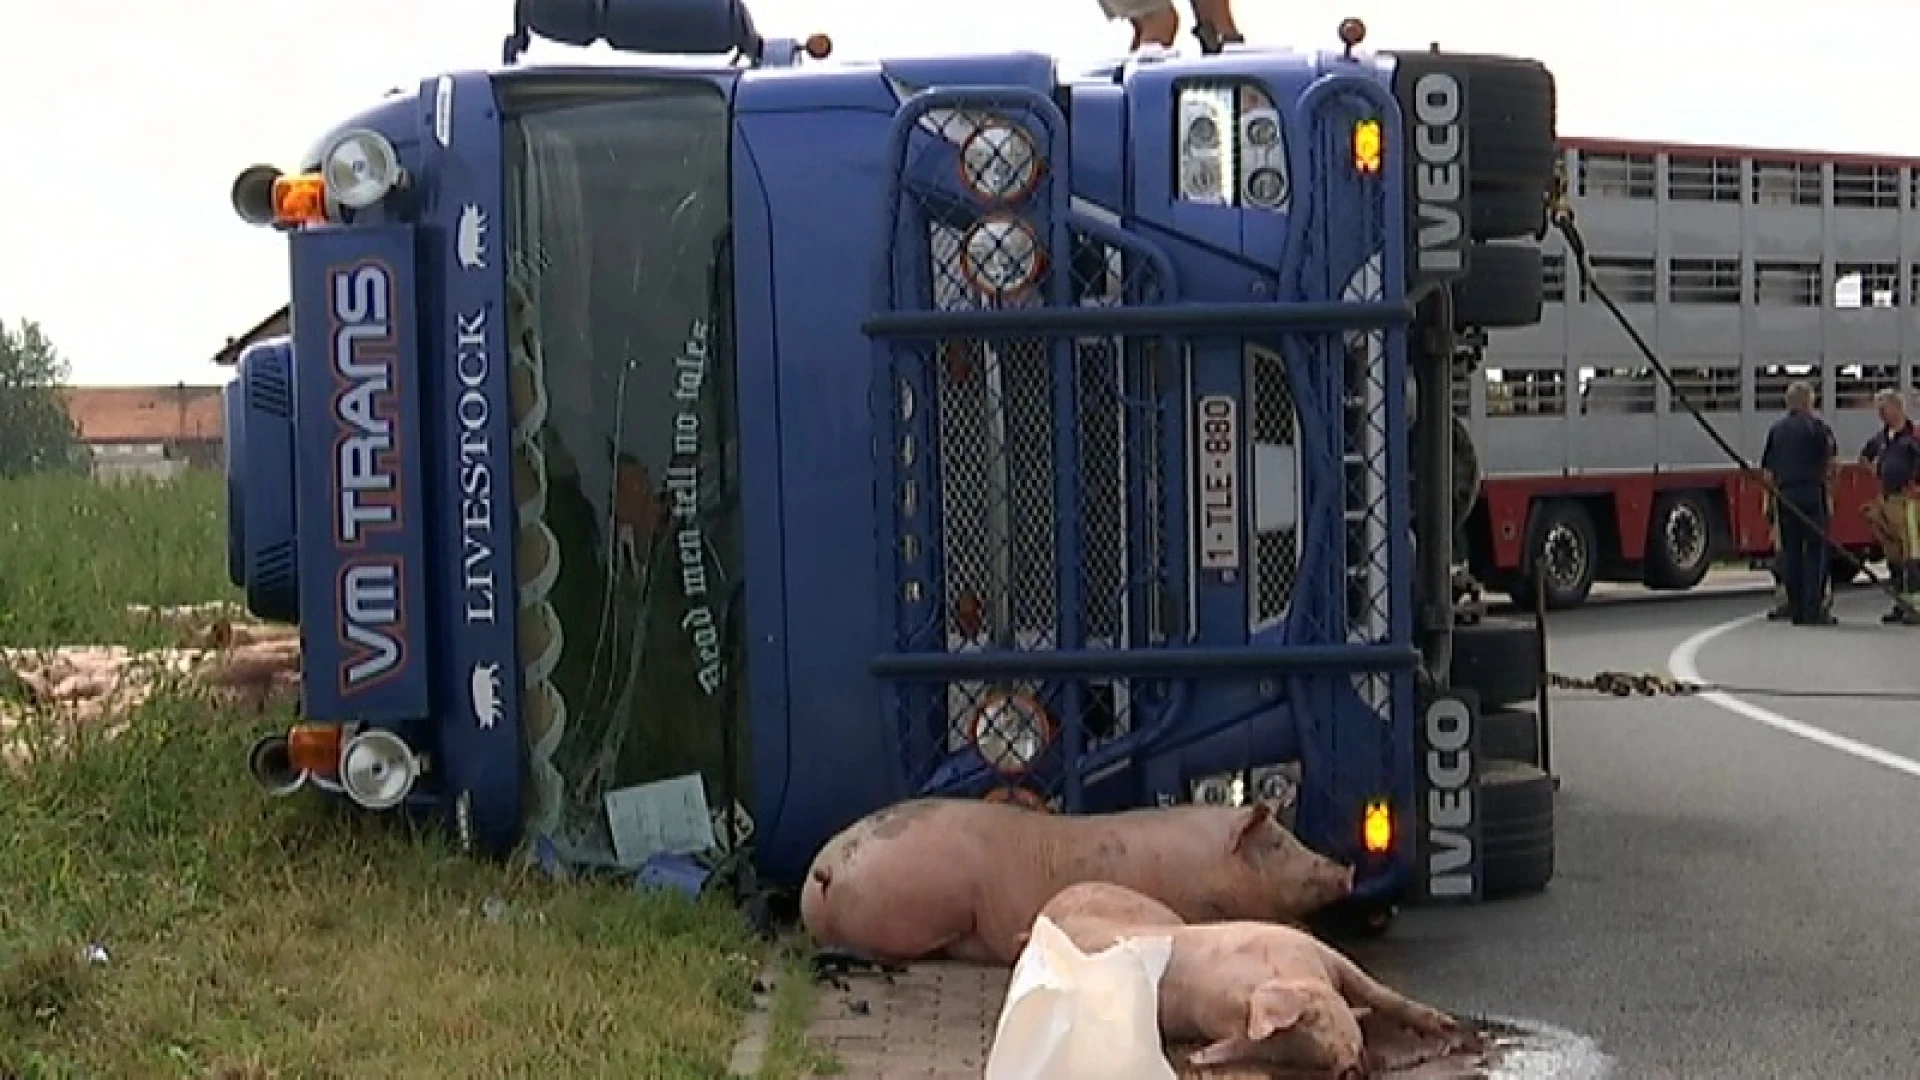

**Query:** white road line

left=1668, top=613, right=1920, bottom=780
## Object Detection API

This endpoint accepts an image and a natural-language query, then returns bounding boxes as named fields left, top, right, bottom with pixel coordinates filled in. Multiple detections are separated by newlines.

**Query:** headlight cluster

left=229, top=127, right=407, bottom=229
left=937, top=114, right=1048, bottom=301
left=1176, top=83, right=1289, bottom=211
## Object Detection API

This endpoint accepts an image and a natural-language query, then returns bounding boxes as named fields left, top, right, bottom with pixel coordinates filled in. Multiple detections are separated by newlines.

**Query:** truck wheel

left=1452, top=415, right=1483, bottom=528
left=1521, top=500, right=1597, bottom=610
left=1481, top=706, right=1543, bottom=767
left=1450, top=617, right=1541, bottom=710
left=1480, top=759, right=1555, bottom=898
left=1471, top=188, right=1550, bottom=244
left=1643, top=491, right=1715, bottom=591
left=1455, top=54, right=1557, bottom=240
left=1452, top=244, right=1543, bottom=330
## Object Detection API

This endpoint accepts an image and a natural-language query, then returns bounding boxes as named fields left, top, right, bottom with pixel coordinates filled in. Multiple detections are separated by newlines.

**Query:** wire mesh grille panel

left=1248, top=345, right=1302, bottom=631
left=882, top=130, right=1181, bottom=796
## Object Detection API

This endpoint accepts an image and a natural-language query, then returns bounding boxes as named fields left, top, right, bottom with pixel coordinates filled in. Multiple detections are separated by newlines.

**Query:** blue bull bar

left=864, top=82, right=1414, bottom=850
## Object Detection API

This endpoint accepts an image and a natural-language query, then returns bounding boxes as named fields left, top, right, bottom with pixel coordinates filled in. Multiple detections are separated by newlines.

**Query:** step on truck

left=219, top=0, right=1561, bottom=928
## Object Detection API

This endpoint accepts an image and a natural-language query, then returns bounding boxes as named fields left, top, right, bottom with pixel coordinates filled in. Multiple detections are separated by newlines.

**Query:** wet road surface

left=1350, top=576, right=1920, bottom=1078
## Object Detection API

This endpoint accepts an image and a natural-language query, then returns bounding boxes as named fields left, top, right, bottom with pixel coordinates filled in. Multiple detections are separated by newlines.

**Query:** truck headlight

left=959, top=215, right=1045, bottom=300
left=968, top=690, right=1055, bottom=774
left=1177, top=86, right=1234, bottom=204
left=339, top=728, right=422, bottom=810
left=321, top=128, right=405, bottom=211
left=958, top=120, right=1043, bottom=204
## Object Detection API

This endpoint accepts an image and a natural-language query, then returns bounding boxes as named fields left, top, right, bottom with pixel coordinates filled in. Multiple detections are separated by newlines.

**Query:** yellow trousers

left=1862, top=491, right=1920, bottom=604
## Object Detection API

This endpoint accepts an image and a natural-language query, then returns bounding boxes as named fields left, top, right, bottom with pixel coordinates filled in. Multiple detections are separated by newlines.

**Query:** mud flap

left=1413, top=686, right=1482, bottom=902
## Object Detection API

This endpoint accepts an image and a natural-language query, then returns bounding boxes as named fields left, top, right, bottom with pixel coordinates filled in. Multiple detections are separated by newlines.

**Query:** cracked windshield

left=503, top=80, right=747, bottom=865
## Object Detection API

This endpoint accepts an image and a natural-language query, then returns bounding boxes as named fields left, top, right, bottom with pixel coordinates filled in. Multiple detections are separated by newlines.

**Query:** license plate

left=1196, top=395, right=1241, bottom=571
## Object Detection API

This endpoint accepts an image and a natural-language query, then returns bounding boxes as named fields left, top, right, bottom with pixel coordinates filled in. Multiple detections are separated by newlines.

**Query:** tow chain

left=1545, top=167, right=1918, bottom=616
left=1542, top=669, right=1920, bottom=701
left=1546, top=670, right=1700, bottom=697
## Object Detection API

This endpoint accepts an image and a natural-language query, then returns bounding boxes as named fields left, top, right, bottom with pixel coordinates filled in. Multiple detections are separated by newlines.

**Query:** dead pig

left=1038, top=883, right=1457, bottom=1077
left=799, top=797, right=1353, bottom=967
left=1038, top=880, right=1185, bottom=930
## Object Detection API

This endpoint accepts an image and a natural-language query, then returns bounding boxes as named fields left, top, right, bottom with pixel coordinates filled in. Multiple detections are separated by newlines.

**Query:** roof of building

left=1562, top=135, right=1920, bottom=169
left=212, top=305, right=290, bottom=367
left=64, top=385, right=226, bottom=445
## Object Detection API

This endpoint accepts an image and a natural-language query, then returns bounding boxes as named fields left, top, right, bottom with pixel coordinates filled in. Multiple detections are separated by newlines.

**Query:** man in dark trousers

left=1859, top=388, right=1920, bottom=624
left=1760, top=380, right=1838, bottom=626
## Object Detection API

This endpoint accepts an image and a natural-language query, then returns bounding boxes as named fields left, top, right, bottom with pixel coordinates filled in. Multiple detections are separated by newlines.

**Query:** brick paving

left=803, top=963, right=1004, bottom=1079
left=794, top=961, right=1317, bottom=1079
left=791, top=959, right=1499, bottom=1079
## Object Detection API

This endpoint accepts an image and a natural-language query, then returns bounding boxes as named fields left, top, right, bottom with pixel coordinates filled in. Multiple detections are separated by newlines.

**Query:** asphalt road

left=1348, top=575, right=1920, bottom=1079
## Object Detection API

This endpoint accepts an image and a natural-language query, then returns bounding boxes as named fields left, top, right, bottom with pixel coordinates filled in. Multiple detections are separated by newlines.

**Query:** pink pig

left=1034, top=882, right=1457, bottom=1077
left=800, top=797, right=1353, bottom=967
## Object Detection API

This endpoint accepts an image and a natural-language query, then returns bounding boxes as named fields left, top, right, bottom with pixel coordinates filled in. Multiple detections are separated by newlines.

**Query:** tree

left=0, top=318, right=82, bottom=477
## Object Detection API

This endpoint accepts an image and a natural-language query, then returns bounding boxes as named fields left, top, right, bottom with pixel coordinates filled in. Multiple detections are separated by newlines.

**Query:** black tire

left=1455, top=54, right=1558, bottom=189
left=1481, top=706, right=1542, bottom=767
left=1451, top=414, right=1483, bottom=528
left=1453, top=243, right=1544, bottom=330
left=1450, top=617, right=1541, bottom=710
left=1643, top=491, right=1716, bottom=591
left=1480, top=759, right=1555, bottom=898
left=1456, top=54, right=1557, bottom=239
left=1523, top=499, right=1598, bottom=610
left=1409, top=414, right=1484, bottom=535
left=1471, top=188, right=1549, bottom=244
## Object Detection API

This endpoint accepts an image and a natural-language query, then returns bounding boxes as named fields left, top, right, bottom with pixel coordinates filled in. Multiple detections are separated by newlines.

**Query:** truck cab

left=221, top=0, right=1560, bottom=916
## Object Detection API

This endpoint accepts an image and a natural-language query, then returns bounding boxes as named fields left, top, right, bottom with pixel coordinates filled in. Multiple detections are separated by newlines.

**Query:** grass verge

left=0, top=472, right=792, bottom=1078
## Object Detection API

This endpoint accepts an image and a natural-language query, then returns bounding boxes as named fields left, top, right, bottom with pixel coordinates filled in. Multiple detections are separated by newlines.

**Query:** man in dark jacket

left=1761, top=380, right=1839, bottom=626
left=1860, top=388, right=1920, bottom=625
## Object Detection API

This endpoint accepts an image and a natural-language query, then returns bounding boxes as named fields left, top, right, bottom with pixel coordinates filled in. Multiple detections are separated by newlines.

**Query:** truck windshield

left=500, top=79, right=745, bottom=865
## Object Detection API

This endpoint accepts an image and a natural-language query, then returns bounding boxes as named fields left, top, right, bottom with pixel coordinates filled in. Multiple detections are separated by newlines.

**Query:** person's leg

left=1803, top=492, right=1833, bottom=624
left=1135, top=7, right=1179, bottom=47
left=1098, top=0, right=1179, bottom=48
left=1897, top=493, right=1920, bottom=624
left=1191, top=0, right=1243, bottom=44
left=1779, top=505, right=1811, bottom=624
left=1767, top=499, right=1790, bottom=620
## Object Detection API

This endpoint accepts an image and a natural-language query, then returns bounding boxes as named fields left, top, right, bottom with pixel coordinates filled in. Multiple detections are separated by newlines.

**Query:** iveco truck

left=221, top=0, right=1562, bottom=925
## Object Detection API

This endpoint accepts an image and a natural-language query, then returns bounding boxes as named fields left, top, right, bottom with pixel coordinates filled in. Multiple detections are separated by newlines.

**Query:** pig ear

left=1247, top=982, right=1309, bottom=1040
left=1231, top=802, right=1274, bottom=855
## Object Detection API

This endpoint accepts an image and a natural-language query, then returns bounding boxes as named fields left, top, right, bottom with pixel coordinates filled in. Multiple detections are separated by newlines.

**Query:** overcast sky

left=3, top=0, right=1913, bottom=386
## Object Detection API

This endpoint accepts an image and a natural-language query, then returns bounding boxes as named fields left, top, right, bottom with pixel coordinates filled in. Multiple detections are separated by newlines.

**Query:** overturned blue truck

left=221, top=0, right=1559, bottom=929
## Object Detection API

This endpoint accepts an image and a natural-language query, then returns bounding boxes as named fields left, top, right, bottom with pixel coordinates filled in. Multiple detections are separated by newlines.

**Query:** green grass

left=0, top=471, right=821, bottom=1078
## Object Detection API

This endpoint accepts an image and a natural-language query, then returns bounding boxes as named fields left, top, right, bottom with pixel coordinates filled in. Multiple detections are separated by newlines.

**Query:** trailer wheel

left=1480, top=759, right=1555, bottom=898
left=1481, top=706, right=1543, bottom=767
left=1643, top=491, right=1716, bottom=591
left=1450, top=617, right=1541, bottom=710
left=1523, top=500, right=1597, bottom=610
left=1452, top=243, right=1543, bottom=330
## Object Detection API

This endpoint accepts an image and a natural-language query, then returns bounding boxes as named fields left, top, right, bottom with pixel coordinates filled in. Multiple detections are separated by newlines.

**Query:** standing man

left=1764, top=484, right=1836, bottom=621
left=1760, top=380, right=1838, bottom=626
left=1859, top=388, right=1920, bottom=625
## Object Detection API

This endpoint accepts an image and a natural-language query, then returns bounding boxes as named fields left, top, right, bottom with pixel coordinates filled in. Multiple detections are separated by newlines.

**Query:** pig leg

left=1324, top=950, right=1456, bottom=1036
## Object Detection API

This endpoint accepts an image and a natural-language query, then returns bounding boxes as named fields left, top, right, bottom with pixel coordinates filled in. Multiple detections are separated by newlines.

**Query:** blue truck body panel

left=224, top=32, right=1449, bottom=898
